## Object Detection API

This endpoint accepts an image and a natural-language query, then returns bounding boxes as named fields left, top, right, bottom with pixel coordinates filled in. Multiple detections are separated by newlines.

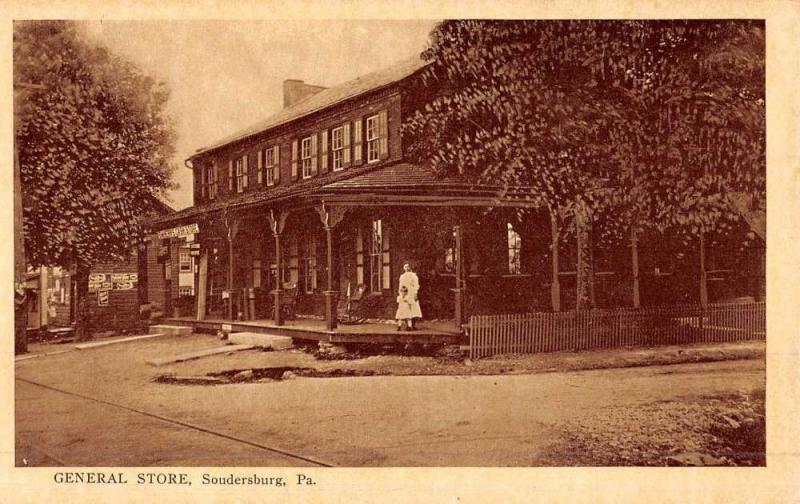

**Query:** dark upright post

left=550, top=214, right=561, bottom=312
left=454, top=224, right=464, bottom=329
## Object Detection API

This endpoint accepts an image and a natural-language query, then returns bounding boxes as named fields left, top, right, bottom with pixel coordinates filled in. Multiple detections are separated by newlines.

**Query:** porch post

left=268, top=210, right=289, bottom=326
left=453, top=224, right=464, bottom=329
left=196, top=248, right=208, bottom=321
left=631, top=225, right=640, bottom=309
left=699, top=232, right=708, bottom=308
left=225, top=215, right=240, bottom=321
left=324, top=220, right=337, bottom=330
left=316, top=203, right=346, bottom=331
left=550, top=213, right=561, bottom=312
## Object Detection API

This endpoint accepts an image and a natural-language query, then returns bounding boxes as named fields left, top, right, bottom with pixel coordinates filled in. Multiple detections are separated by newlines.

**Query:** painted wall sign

left=157, top=223, right=199, bottom=239
left=88, top=272, right=138, bottom=291
left=89, top=273, right=106, bottom=283
left=97, top=290, right=109, bottom=306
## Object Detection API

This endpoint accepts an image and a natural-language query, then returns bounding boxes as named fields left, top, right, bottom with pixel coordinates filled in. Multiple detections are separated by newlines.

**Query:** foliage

left=403, top=20, right=765, bottom=244
left=15, top=20, right=176, bottom=270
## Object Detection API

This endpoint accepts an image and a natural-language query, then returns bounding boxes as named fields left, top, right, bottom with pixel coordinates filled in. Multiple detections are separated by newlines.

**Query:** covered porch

left=164, top=316, right=464, bottom=345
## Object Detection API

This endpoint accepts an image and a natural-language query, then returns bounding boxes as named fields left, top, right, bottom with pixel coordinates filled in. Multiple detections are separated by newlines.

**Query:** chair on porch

left=338, top=283, right=367, bottom=325
left=280, top=282, right=298, bottom=321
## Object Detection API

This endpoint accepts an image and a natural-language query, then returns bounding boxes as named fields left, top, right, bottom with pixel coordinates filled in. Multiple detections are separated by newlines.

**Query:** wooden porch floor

left=164, top=316, right=465, bottom=345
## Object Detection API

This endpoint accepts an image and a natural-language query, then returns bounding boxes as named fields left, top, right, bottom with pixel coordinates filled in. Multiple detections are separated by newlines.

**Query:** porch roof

left=149, top=161, right=546, bottom=229
left=149, top=161, right=389, bottom=228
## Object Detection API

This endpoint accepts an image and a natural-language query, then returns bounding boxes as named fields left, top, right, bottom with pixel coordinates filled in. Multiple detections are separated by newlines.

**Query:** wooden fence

left=468, top=302, right=766, bottom=359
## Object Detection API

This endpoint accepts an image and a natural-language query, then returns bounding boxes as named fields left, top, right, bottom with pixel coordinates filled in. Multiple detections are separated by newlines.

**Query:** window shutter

left=320, top=130, right=329, bottom=174
left=200, top=166, right=206, bottom=199
left=257, top=150, right=263, bottom=184
left=291, top=140, right=299, bottom=180
left=353, top=118, right=363, bottom=165
left=382, top=228, right=391, bottom=290
left=242, top=155, right=248, bottom=189
left=273, top=145, right=280, bottom=184
left=355, top=227, right=364, bottom=286
left=214, top=163, right=219, bottom=195
left=378, top=109, right=389, bottom=160
left=310, top=134, right=318, bottom=176
left=343, top=123, right=351, bottom=168
left=228, top=160, right=233, bottom=191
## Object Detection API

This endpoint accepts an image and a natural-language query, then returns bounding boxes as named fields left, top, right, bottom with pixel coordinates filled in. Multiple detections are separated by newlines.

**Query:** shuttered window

left=286, top=235, right=299, bottom=287
left=202, top=163, right=218, bottom=200
left=302, top=235, right=317, bottom=294
left=234, top=155, right=248, bottom=193
left=262, top=146, right=278, bottom=186
left=301, top=135, right=317, bottom=179
left=332, top=126, right=345, bottom=171
left=382, top=227, right=391, bottom=290
left=355, top=228, right=364, bottom=286
left=369, top=219, right=384, bottom=293
left=366, top=114, right=380, bottom=163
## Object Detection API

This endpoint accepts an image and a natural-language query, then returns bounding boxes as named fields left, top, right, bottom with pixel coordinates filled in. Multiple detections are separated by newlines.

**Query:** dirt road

left=15, top=335, right=765, bottom=466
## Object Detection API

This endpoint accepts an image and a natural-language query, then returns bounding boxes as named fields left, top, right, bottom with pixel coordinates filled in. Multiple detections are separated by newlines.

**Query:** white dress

left=398, top=271, right=423, bottom=319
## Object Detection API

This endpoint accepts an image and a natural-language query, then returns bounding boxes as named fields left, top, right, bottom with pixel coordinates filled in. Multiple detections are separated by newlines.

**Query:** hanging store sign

left=157, top=223, right=199, bottom=240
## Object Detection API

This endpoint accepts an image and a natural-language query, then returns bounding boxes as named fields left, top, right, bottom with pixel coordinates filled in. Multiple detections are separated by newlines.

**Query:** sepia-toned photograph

left=13, top=18, right=767, bottom=470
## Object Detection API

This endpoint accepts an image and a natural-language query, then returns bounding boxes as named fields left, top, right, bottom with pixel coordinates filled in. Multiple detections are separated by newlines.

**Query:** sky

left=81, top=20, right=438, bottom=210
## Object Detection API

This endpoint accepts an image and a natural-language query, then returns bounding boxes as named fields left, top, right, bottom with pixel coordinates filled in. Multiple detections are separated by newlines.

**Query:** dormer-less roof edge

left=187, top=55, right=431, bottom=163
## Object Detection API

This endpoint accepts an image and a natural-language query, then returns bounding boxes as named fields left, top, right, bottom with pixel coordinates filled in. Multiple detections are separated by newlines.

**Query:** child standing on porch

left=396, top=285, right=413, bottom=331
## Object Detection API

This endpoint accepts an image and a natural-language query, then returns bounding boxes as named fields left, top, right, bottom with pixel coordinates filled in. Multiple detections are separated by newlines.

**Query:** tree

left=14, top=21, right=176, bottom=340
left=403, top=20, right=765, bottom=309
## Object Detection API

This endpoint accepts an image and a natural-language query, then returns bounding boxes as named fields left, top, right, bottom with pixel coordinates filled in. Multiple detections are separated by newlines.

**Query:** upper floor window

left=331, top=126, right=345, bottom=171
left=507, top=223, right=522, bottom=275
left=301, top=136, right=313, bottom=178
left=264, top=146, right=277, bottom=185
left=366, top=114, right=380, bottom=163
left=234, top=155, right=248, bottom=193
left=202, top=163, right=218, bottom=200
left=365, top=110, right=388, bottom=163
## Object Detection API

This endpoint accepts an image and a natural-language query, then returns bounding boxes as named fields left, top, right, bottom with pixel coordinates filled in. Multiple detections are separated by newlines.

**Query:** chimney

left=283, top=79, right=327, bottom=108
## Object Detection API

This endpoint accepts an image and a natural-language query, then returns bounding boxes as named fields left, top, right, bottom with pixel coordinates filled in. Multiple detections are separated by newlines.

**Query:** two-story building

left=147, top=54, right=765, bottom=344
left=148, top=56, right=573, bottom=337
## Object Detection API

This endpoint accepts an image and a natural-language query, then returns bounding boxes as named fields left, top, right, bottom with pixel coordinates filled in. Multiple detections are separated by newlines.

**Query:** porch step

left=149, top=324, right=193, bottom=336
left=228, top=332, right=294, bottom=350
left=146, top=344, right=254, bottom=366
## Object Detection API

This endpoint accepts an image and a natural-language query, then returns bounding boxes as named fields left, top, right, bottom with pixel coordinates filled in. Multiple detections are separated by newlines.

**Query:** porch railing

left=468, top=302, right=766, bottom=359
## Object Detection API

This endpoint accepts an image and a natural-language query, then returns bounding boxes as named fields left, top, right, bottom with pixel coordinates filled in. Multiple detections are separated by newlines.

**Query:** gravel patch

left=541, top=390, right=765, bottom=466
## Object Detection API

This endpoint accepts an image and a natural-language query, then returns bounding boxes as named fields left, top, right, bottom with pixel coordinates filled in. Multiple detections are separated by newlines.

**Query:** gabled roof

left=190, top=55, right=430, bottom=159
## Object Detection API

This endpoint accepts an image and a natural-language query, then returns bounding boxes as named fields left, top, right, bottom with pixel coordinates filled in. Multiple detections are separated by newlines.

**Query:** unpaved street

left=15, top=335, right=765, bottom=466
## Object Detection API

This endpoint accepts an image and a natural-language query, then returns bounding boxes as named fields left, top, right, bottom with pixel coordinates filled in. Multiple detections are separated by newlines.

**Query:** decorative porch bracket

left=268, top=209, right=289, bottom=326
left=315, top=203, right=347, bottom=330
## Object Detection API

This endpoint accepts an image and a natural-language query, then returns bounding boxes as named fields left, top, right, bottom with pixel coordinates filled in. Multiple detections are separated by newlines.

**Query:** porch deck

left=163, top=316, right=465, bottom=345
